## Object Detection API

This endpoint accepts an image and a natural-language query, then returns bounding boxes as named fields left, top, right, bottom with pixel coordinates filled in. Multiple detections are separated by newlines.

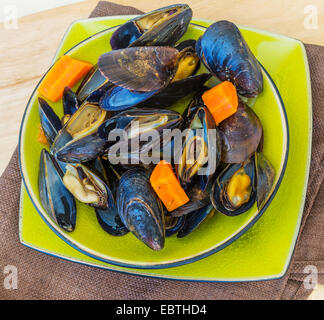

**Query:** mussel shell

left=62, top=164, right=113, bottom=209
left=110, top=20, right=142, bottom=50
left=99, top=85, right=158, bottom=112
left=177, top=105, right=221, bottom=190
left=219, top=100, right=263, bottom=164
left=63, top=87, right=79, bottom=116
left=117, top=169, right=165, bottom=251
left=139, top=73, right=211, bottom=108
left=38, top=98, right=62, bottom=146
left=99, top=108, right=183, bottom=156
left=52, top=103, right=108, bottom=163
left=110, top=4, right=192, bottom=49
left=76, top=65, right=110, bottom=103
left=255, top=152, right=275, bottom=210
left=98, top=46, right=179, bottom=92
left=96, top=206, right=129, bottom=236
left=196, top=20, right=263, bottom=97
left=89, top=158, right=128, bottom=236
left=99, top=73, right=210, bottom=112
left=211, top=158, right=256, bottom=216
left=177, top=204, right=213, bottom=238
left=38, top=149, right=76, bottom=232
left=54, top=133, right=107, bottom=163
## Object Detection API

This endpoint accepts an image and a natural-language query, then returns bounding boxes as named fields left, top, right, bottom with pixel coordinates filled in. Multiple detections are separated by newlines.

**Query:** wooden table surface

left=0, top=0, right=323, bottom=299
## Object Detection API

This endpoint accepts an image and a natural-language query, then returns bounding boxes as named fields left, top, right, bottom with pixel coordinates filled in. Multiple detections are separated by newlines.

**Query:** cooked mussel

left=98, top=108, right=183, bottom=163
left=196, top=20, right=263, bottom=97
left=219, top=100, right=263, bottom=164
left=98, top=46, right=179, bottom=92
left=110, top=4, right=192, bottom=49
left=38, top=149, right=76, bottom=232
left=211, top=158, right=256, bottom=216
left=62, top=163, right=112, bottom=209
left=177, top=105, right=221, bottom=190
left=38, top=98, right=62, bottom=146
left=99, top=45, right=210, bottom=111
left=211, top=152, right=275, bottom=216
left=52, top=102, right=108, bottom=163
left=117, top=169, right=165, bottom=250
left=76, top=65, right=110, bottom=103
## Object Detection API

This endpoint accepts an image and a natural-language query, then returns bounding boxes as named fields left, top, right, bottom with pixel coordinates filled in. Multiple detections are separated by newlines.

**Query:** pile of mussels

left=38, top=4, right=275, bottom=251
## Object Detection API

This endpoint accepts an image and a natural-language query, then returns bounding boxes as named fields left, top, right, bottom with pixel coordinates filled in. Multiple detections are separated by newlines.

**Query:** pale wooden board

left=0, top=0, right=323, bottom=299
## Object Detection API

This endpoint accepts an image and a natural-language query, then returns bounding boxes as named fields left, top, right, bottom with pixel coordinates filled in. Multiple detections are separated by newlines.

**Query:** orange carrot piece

left=202, top=81, right=238, bottom=125
left=38, top=56, right=93, bottom=102
left=150, top=160, right=189, bottom=212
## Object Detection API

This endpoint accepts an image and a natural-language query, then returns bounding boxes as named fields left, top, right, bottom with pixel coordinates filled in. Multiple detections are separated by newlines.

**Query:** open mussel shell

left=177, top=105, right=221, bottom=190
left=98, top=46, right=179, bottom=92
left=219, top=100, right=263, bottom=164
left=99, top=45, right=209, bottom=112
left=99, top=108, right=183, bottom=161
left=255, top=152, right=275, bottom=210
left=177, top=204, right=214, bottom=238
left=196, top=20, right=263, bottom=97
left=211, top=157, right=256, bottom=216
left=52, top=103, right=108, bottom=163
left=38, top=149, right=76, bottom=232
left=76, top=65, right=110, bottom=103
left=38, top=98, right=62, bottom=146
left=62, top=163, right=112, bottom=209
left=110, top=4, right=192, bottom=49
left=117, top=169, right=165, bottom=251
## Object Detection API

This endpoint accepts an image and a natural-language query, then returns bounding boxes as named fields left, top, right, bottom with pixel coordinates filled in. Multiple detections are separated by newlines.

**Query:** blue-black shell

left=38, top=149, right=76, bottom=232
left=38, top=98, right=62, bottom=146
left=110, top=4, right=192, bottom=50
left=116, top=169, right=165, bottom=251
left=196, top=20, right=263, bottom=97
left=211, top=157, right=257, bottom=216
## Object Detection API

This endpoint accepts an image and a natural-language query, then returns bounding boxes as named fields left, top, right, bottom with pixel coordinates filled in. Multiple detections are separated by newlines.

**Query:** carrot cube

left=150, top=160, right=189, bottom=212
left=202, top=81, right=238, bottom=125
left=38, top=55, right=93, bottom=102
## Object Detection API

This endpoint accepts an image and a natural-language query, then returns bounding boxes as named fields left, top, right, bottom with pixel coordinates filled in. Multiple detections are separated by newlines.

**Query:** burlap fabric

left=0, top=1, right=323, bottom=300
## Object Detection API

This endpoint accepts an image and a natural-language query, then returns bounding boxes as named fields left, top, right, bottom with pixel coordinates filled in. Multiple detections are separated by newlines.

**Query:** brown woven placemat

left=0, top=1, right=323, bottom=300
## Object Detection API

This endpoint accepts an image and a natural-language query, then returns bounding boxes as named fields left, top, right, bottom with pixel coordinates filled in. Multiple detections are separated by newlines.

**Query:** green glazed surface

left=19, top=16, right=311, bottom=280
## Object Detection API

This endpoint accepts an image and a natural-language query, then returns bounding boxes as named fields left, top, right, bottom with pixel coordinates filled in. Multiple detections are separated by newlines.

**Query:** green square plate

left=19, top=16, right=311, bottom=281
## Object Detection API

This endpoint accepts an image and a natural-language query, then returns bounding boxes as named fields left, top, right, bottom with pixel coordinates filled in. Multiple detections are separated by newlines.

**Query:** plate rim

left=18, top=17, right=295, bottom=272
